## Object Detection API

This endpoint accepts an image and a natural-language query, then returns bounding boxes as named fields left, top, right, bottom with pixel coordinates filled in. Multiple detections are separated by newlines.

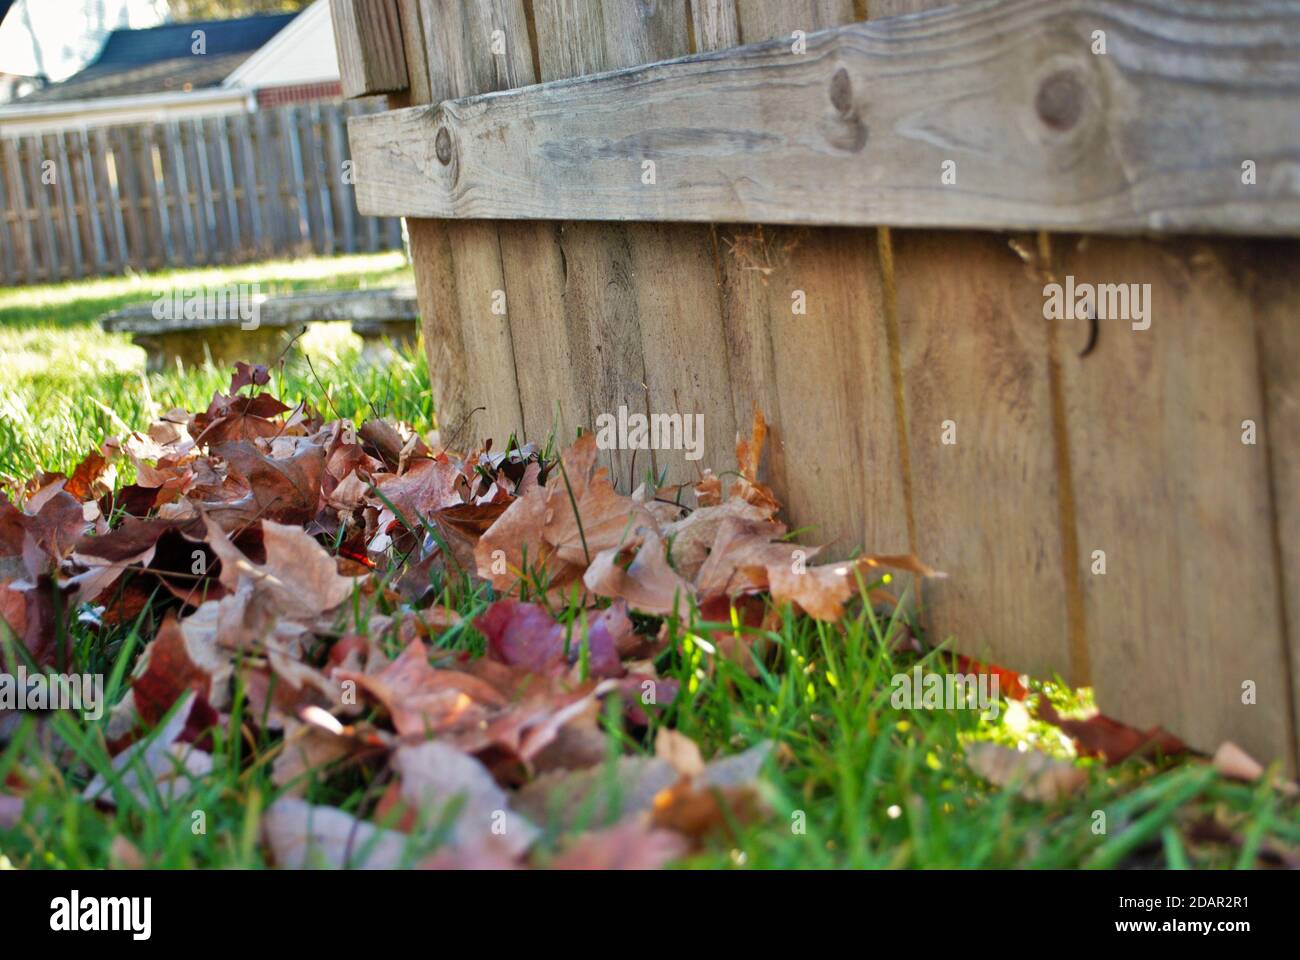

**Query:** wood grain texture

left=769, top=226, right=909, bottom=558
left=502, top=0, right=724, bottom=489
left=422, top=0, right=533, bottom=449
left=420, top=0, right=533, bottom=103
left=689, top=0, right=738, bottom=52
left=868, top=0, right=950, bottom=16
left=393, top=0, right=432, bottom=105
left=716, top=0, right=909, bottom=563
left=495, top=219, right=582, bottom=445
left=393, top=0, right=533, bottom=448
left=331, top=0, right=409, bottom=98
left=1250, top=242, right=1300, bottom=767
left=1059, top=237, right=1294, bottom=768
left=625, top=220, right=738, bottom=488
left=730, top=0, right=855, bottom=42
left=351, top=0, right=1300, bottom=233
left=711, top=223, right=791, bottom=500
left=891, top=230, right=1078, bottom=678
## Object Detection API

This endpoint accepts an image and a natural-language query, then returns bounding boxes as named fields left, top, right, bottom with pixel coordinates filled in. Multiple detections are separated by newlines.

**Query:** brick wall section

left=255, top=81, right=343, bottom=108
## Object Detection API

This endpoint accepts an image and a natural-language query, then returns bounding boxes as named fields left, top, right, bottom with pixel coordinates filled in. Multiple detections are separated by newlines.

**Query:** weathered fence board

left=1056, top=236, right=1296, bottom=763
left=395, top=0, right=536, bottom=452
left=1254, top=245, right=1300, bottom=765
left=0, top=100, right=404, bottom=286
left=349, top=0, right=1300, bottom=234
left=342, top=0, right=1300, bottom=768
left=331, top=0, right=410, bottom=99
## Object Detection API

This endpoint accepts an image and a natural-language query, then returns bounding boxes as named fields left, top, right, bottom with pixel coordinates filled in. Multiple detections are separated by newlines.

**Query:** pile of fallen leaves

left=0, top=362, right=934, bottom=868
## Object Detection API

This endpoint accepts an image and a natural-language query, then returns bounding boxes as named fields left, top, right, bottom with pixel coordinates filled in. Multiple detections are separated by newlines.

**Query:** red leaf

left=1036, top=697, right=1186, bottom=765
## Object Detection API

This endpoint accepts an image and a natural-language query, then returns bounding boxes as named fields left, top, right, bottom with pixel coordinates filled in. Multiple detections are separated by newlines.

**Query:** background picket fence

left=0, top=99, right=404, bottom=286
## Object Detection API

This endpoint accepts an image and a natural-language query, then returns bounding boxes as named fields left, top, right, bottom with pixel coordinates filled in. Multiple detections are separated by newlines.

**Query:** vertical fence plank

left=164, top=122, right=196, bottom=265
left=17, top=138, right=45, bottom=282
left=513, top=0, right=651, bottom=477
left=1060, top=237, right=1294, bottom=767
left=96, top=128, right=129, bottom=273
left=145, top=125, right=175, bottom=268
left=299, top=105, right=323, bottom=253
left=8, top=139, right=30, bottom=284
left=54, top=133, right=83, bottom=280
left=0, top=140, right=19, bottom=284
left=284, top=106, right=311, bottom=252
left=293, top=106, right=314, bottom=253
left=891, top=230, right=1077, bottom=675
left=254, top=109, right=281, bottom=255
left=41, top=134, right=70, bottom=282
left=327, top=104, right=356, bottom=253
left=310, top=103, right=336, bottom=255
left=235, top=111, right=263, bottom=258
left=1249, top=241, right=1300, bottom=770
left=113, top=126, right=146, bottom=269
left=405, top=0, right=540, bottom=447
left=217, top=116, right=241, bottom=257
left=185, top=119, right=212, bottom=263
left=66, top=132, right=92, bottom=277
left=76, top=129, right=109, bottom=273
left=19, top=137, right=48, bottom=282
left=204, top=117, right=230, bottom=259
left=32, top=136, right=60, bottom=281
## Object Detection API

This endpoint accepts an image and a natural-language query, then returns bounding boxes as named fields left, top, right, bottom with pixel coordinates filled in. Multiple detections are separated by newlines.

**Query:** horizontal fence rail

left=348, top=0, right=1300, bottom=234
left=0, top=99, right=405, bottom=287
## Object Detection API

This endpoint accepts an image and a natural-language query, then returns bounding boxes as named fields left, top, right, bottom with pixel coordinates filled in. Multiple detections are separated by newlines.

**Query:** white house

left=0, top=0, right=340, bottom=136
left=221, top=0, right=340, bottom=109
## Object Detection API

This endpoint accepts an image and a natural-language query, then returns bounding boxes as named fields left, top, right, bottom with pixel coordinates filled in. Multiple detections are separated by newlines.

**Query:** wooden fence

left=0, top=99, right=404, bottom=286
left=333, top=0, right=1300, bottom=771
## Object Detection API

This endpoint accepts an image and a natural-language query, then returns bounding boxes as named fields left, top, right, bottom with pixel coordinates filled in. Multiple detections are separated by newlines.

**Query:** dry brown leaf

left=389, top=741, right=538, bottom=857
left=83, top=690, right=214, bottom=809
left=965, top=742, right=1087, bottom=803
left=663, top=499, right=780, bottom=581
left=205, top=517, right=361, bottom=623
left=196, top=438, right=325, bottom=530
left=513, top=755, right=680, bottom=833
left=127, top=611, right=232, bottom=725
left=263, top=796, right=408, bottom=869
left=648, top=741, right=773, bottom=840
left=476, top=433, right=656, bottom=596
left=548, top=821, right=689, bottom=870
left=1212, top=741, right=1299, bottom=796
left=695, top=516, right=808, bottom=598
left=272, top=719, right=362, bottom=793
left=374, top=455, right=465, bottom=529
left=584, top=529, right=694, bottom=620
left=655, top=728, right=705, bottom=778
left=340, top=639, right=505, bottom=738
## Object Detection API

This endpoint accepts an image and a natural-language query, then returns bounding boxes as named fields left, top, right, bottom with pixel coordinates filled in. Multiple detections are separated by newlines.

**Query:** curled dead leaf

left=965, top=742, right=1086, bottom=803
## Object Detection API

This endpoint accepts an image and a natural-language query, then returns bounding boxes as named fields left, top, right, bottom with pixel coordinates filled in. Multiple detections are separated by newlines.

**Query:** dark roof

left=93, top=13, right=296, bottom=66
left=15, top=13, right=296, bottom=104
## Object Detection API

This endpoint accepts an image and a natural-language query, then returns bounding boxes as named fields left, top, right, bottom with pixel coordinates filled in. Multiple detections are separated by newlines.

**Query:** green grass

left=1, top=255, right=1297, bottom=869
left=0, top=252, right=419, bottom=481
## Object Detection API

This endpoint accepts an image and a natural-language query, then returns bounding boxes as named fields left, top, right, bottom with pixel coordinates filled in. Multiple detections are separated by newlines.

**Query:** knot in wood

left=435, top=126, right=453, bottom=165
left=830, top=67, right=854, bottom=116
left=1035, top=70, right=1085, bottom=132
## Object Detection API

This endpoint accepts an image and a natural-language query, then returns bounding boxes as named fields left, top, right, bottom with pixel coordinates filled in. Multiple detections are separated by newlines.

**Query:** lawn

left=0, top=252, right=420, bottom=480
left=0, top=254, right=1296, bottom=870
